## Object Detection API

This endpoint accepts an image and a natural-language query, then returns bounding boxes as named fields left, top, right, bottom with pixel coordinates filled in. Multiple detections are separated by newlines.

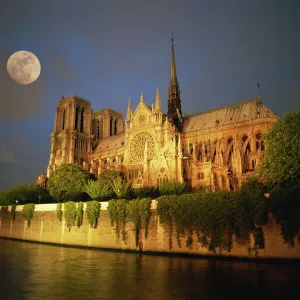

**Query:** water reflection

left=0, top=239, right=299, bottom=300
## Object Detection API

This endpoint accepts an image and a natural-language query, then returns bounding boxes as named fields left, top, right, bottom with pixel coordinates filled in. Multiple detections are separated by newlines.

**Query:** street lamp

left=38, top=195, right=41, bottom=204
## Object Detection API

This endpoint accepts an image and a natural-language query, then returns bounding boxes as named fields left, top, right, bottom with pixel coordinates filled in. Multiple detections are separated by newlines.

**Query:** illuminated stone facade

left=46, top=38, right=278, bottom=190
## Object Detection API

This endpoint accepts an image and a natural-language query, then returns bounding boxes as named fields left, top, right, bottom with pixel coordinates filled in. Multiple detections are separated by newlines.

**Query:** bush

left=158, top=182, right=188, bottom=196
left=111, top=176, right=133, bottom=199
left=84, top=179, right=114, bottom=201
left=134, top=186, right=160, bottom=199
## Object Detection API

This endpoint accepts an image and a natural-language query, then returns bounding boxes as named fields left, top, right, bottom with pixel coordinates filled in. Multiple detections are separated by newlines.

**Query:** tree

left=258, top=110, right=300, bottom=187
left=0, top=184, right=51, bottom=205
left=47, top=164, right=94, bottom=202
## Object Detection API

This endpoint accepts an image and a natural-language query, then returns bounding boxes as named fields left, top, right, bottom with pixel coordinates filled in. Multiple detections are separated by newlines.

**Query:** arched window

left=110, top=117, right=113, bottom=136
left=115, top=119, right=118, bottom=135
left=80, top=108, right=84, bottom=133
left=62, top=109, right=66, bottom=130
left=252, top=159, right=256, bottom=169
left=75, top=106, right=78, bottom=130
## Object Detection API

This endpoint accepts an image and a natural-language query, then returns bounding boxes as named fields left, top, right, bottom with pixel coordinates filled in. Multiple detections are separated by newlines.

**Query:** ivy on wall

left=10, top=204, right=17, bottom=221
left=56, top=203, right=63, bottom=221
left=86, top=200, right=100, bottom=228
left=22, top=203, right=35, bottom=228
left=269, top=185, right=300, bottom=246
left=156, top=188, right=268, bottom=253
left=64, top=201, right=77, bottom=231
left=107, top=199, right=128, bottom=241
left=127, top=198, right=152, bottom=247
left=76, top=202, right=84, bottom=227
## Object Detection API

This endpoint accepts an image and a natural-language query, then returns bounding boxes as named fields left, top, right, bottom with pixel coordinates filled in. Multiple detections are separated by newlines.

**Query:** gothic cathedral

left=45, top=37, right=278, bottom=191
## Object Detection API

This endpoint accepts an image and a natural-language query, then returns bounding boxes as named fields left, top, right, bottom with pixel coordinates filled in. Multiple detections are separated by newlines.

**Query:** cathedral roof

left=93, top=133, right=125, bottom=154
left=183, top=98, right=278, bottom=133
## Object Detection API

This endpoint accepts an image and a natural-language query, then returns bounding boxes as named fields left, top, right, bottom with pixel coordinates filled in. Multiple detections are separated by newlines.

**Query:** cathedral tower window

left=110, top=117, right=113, bottom=136
left=80, top=108, right=84, bottom=133
left=114, top=119, right=118, bottom=135
left=62, top=109, right=66, bottom=130
left=75, top=106, right=78, bottom=130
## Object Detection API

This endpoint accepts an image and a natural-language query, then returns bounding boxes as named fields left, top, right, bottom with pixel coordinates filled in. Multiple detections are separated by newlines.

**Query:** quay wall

left=0, top=202, right=299, bottom=260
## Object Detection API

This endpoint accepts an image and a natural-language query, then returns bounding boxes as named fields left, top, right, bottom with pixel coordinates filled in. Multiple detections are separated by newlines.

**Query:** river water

left=0, top=239, right=299, bottom=300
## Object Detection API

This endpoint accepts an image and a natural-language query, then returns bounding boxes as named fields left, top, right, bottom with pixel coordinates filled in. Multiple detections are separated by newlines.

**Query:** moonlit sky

left=0, top=0, right=299, bottom=189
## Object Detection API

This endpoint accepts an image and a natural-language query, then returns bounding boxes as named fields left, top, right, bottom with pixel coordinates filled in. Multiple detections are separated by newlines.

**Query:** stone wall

left=0, top=202, right=299, bottom=260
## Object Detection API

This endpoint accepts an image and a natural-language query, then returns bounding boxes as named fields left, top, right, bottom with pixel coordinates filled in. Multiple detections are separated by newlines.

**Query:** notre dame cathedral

left=43, top=37, right=278, bottom=191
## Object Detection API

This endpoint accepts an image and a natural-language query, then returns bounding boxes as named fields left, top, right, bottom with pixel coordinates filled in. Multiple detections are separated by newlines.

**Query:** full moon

left=7, top=50, right=41, bottom=84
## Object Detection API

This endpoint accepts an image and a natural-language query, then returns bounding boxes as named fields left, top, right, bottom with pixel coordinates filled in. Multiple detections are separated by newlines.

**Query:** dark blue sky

left=0, top=0, right=299, bottom=189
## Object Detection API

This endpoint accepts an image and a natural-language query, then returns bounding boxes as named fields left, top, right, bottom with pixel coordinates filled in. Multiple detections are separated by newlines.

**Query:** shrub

left=111, top=176, right=133, bottom=199
left=84, top=178, right=114, bottom=201
left=134, top=186, right=160, bottom=199
left=86, top=200, right=101, bottom=228
left=22, top=203, right=35, bottom=228
left=158, top=182, right=188, bottom=196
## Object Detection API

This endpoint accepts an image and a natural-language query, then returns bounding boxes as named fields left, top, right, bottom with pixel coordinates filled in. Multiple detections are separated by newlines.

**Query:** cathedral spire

left=126, top=97, right=132, bottom=119
left=140, top=92, right=144, bottom=103
left=155, top=87, right=161, bottom=111
left=168, top=32, right=183, bottom=132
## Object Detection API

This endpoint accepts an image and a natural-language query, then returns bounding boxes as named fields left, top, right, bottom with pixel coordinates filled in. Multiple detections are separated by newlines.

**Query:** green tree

left=47, top=164, right=94, bottom=202
left=258, top=110, right=300, bottom=187
left=111, top=176, right=133, bottom=199
left=0, top=184, right=51, bottom=205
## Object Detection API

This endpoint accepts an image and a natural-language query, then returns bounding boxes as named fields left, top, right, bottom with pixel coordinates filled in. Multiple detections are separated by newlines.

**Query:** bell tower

left=167, top=33, right=183, bottom=132
left=47, top=95, right=92, bottom=177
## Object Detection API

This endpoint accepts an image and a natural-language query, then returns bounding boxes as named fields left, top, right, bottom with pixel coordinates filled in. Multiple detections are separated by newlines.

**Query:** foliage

left=107, top=199, right=128, bottom=241
left=86, top=200, right=101, bottom=228
left=134, top=186, right=160, bottom=199
left=47, top=164, right=94, bottom=202
left=258, top=110, right=300, bottom=187
left=76, top=202, right=84, bottom=227
left=63, top=201, right=77, bottom=231
left=84, top=179, right=114, bottom=201
left=269, top=185, right=300, bottom=246
left=111, top=176, right=133, bottom=199
left=158, top=181, right=188, bottom=196
left=10, top=204, right=17, bottom=221
left=56, top=203, right=63, bottom=222
left=98, top=170, right=124, bottom=183
left=156, top=186, right=269, bottom=253
left=0, top=184, right=52, bottom=205
left=22, top=203, right=35, bottom=228
left=127, top=198, right=152, bottom=247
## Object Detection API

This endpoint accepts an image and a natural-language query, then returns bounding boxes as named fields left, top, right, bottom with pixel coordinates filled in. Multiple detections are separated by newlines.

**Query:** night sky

left=0, top=0, right=299, bottom=190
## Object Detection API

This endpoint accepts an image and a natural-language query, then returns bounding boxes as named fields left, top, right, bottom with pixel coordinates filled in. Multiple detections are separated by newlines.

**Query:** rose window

left=129, top=132, right=154, bottom=163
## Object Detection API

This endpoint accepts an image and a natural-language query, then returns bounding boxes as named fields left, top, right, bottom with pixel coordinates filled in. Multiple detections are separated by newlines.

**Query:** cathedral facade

left=46, top=38, right=278, bottom=191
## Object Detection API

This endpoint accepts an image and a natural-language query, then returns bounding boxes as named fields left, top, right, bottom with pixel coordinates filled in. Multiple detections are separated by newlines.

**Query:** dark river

left=1, top=239, right=300, bottom=300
